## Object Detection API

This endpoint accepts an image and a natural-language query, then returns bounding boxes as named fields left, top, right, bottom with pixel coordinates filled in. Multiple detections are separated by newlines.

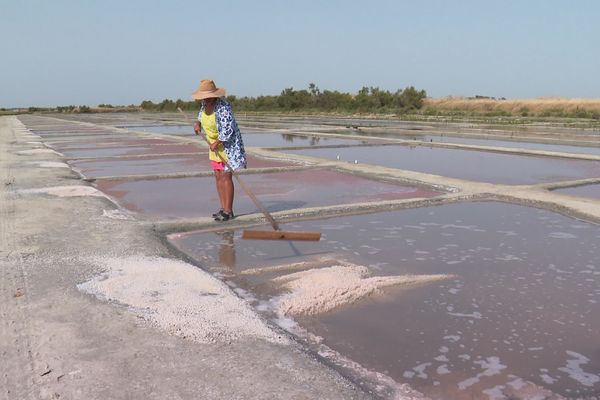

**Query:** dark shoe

left=212, top=208, right=223, bottom=218
left=214, top=210, right=234, bottom=222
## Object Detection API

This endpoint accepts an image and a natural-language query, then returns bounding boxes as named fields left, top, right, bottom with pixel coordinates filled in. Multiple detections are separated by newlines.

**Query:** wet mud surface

left=285, top=145, right=600, bottom=185
left=170, top=202, right=600, bottom=399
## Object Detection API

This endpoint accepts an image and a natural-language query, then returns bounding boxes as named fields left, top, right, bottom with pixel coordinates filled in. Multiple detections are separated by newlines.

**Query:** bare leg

left=222, top=171, right=234, bottom=214
left=214, top=170, right=226, bottom=210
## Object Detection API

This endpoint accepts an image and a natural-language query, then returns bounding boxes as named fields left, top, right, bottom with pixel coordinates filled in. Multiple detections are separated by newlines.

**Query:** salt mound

left=241, top=256, right=339, bottom=275
left=273, top=263, right=450, bottom=316
left=78, top=256, right=286, bottom=344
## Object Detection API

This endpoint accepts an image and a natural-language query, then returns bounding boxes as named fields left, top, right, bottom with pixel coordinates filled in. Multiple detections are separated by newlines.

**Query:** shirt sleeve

left=216, top=101, right=236, bottom=142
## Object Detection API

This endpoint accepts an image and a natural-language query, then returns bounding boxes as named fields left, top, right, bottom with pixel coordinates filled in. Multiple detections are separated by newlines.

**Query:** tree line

left=141, top=84, right=427, bottom=113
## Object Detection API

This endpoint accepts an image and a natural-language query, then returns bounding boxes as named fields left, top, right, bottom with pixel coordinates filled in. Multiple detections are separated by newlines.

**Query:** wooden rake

left=177, top=108, right=321, bottom=241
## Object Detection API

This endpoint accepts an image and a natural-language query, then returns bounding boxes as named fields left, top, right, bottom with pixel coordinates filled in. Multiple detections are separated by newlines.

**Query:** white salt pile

left=273, top=263, right=451, bottom=316
left=78, top=256, right=286, bottom=344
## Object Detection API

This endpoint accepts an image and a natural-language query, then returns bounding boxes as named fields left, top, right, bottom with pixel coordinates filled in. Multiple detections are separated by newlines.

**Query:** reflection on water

left=216, top=231, right=236, bottom=268
left=242, top=132, right=373, bottom=148
left=281, top=133, right=321, bottom=146
left=285, top=145, right=600, bottom=185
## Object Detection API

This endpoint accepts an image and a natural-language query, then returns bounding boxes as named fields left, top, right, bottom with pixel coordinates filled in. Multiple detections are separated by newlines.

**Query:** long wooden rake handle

left=178, top=108, right=280, bottom=231
left=208, top=138, right=281, bottom=231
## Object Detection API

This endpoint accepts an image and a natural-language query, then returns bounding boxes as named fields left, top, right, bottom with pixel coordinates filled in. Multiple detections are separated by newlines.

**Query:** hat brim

left=191, top=87, right=226, bottom=100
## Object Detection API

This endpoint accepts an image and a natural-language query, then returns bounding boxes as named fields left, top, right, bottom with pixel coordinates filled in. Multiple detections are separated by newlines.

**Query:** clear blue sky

left=1, top=0, right=598, bottom=107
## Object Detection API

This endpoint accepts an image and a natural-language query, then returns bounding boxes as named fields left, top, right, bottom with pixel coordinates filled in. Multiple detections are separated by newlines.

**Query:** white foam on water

left=458, top=376, right=480, bottom=390
left=404, top=225, right=426, bottom=231
left=497, top=230, right=517, bottom=236
left=441, top=224, right=486, bottom=232
left=495, top=254, right=522, bottom=261
left=482, top=385, right=505, bottom=400
left=403, top=371, right=415, bottom=379
left=436, top=364, right=450, bottom=375
left=548, top=232, right=577, bottom=239
left=411, top=362, right=432, bottom=379
left=558, top=350, right=600, bottom=387
left=527, top=346, right=544, bottom=351
left=443, top=335, right=461, bottom=343
left=457, top=356, right=507, bottom=390
left=319, top=224, right=351, bottom=230
left=506, top=377, right=526, bottom=390
left=448, top=311, right=483, bottom=319
left=540, top=374, right=557, bottom=384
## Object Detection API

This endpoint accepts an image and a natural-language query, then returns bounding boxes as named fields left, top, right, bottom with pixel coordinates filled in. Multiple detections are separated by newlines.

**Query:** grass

left=421, top=97, right=600, bottom=120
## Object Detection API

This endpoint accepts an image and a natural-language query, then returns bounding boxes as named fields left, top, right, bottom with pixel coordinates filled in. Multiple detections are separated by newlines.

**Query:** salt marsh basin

left=169, top=202, right=600, bottom=399
left=8, top=113, right=600, bottom=400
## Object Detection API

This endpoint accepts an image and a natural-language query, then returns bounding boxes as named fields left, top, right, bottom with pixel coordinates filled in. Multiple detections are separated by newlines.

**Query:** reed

left=422, top=97, right=600, bottom=119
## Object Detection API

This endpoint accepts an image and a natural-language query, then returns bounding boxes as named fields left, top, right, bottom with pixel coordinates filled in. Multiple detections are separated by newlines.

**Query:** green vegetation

left=139, top=84, right=427, bottom=114
left=6, top=84, right=598, bottom=128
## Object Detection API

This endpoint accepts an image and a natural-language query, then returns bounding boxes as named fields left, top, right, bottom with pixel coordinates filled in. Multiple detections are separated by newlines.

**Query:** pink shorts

left=210, top=160, right=226, bottom=171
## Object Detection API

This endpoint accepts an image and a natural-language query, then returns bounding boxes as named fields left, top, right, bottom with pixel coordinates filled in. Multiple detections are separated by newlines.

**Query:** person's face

left=204, top=97, right=217, bottom=107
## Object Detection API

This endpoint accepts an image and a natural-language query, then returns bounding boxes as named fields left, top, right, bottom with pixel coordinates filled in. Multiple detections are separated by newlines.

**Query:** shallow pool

left=554, top=184, right=600, bottom=200
left=170, top=202, right=600, bottom=399
left=414, top=135, right=600, bottom=156
left=242, top=132, right=375, bottom=148
left=71, top=153, right=299, bottom=178
left=96, top=169, right=442, bottom=219
left=283, top=145, right=600, bottom=185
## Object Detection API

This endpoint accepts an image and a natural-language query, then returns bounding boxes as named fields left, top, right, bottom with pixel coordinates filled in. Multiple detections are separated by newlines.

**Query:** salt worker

left=192, top=79, right=246, bottom=221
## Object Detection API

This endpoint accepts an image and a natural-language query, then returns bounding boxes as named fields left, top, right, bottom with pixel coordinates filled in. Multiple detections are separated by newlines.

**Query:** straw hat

left=191, top=79, right=226, bottom=100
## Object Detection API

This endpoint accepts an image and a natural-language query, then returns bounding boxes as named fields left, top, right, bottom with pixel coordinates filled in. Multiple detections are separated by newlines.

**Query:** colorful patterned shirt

left=197, top=99, right=246, bottom=171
